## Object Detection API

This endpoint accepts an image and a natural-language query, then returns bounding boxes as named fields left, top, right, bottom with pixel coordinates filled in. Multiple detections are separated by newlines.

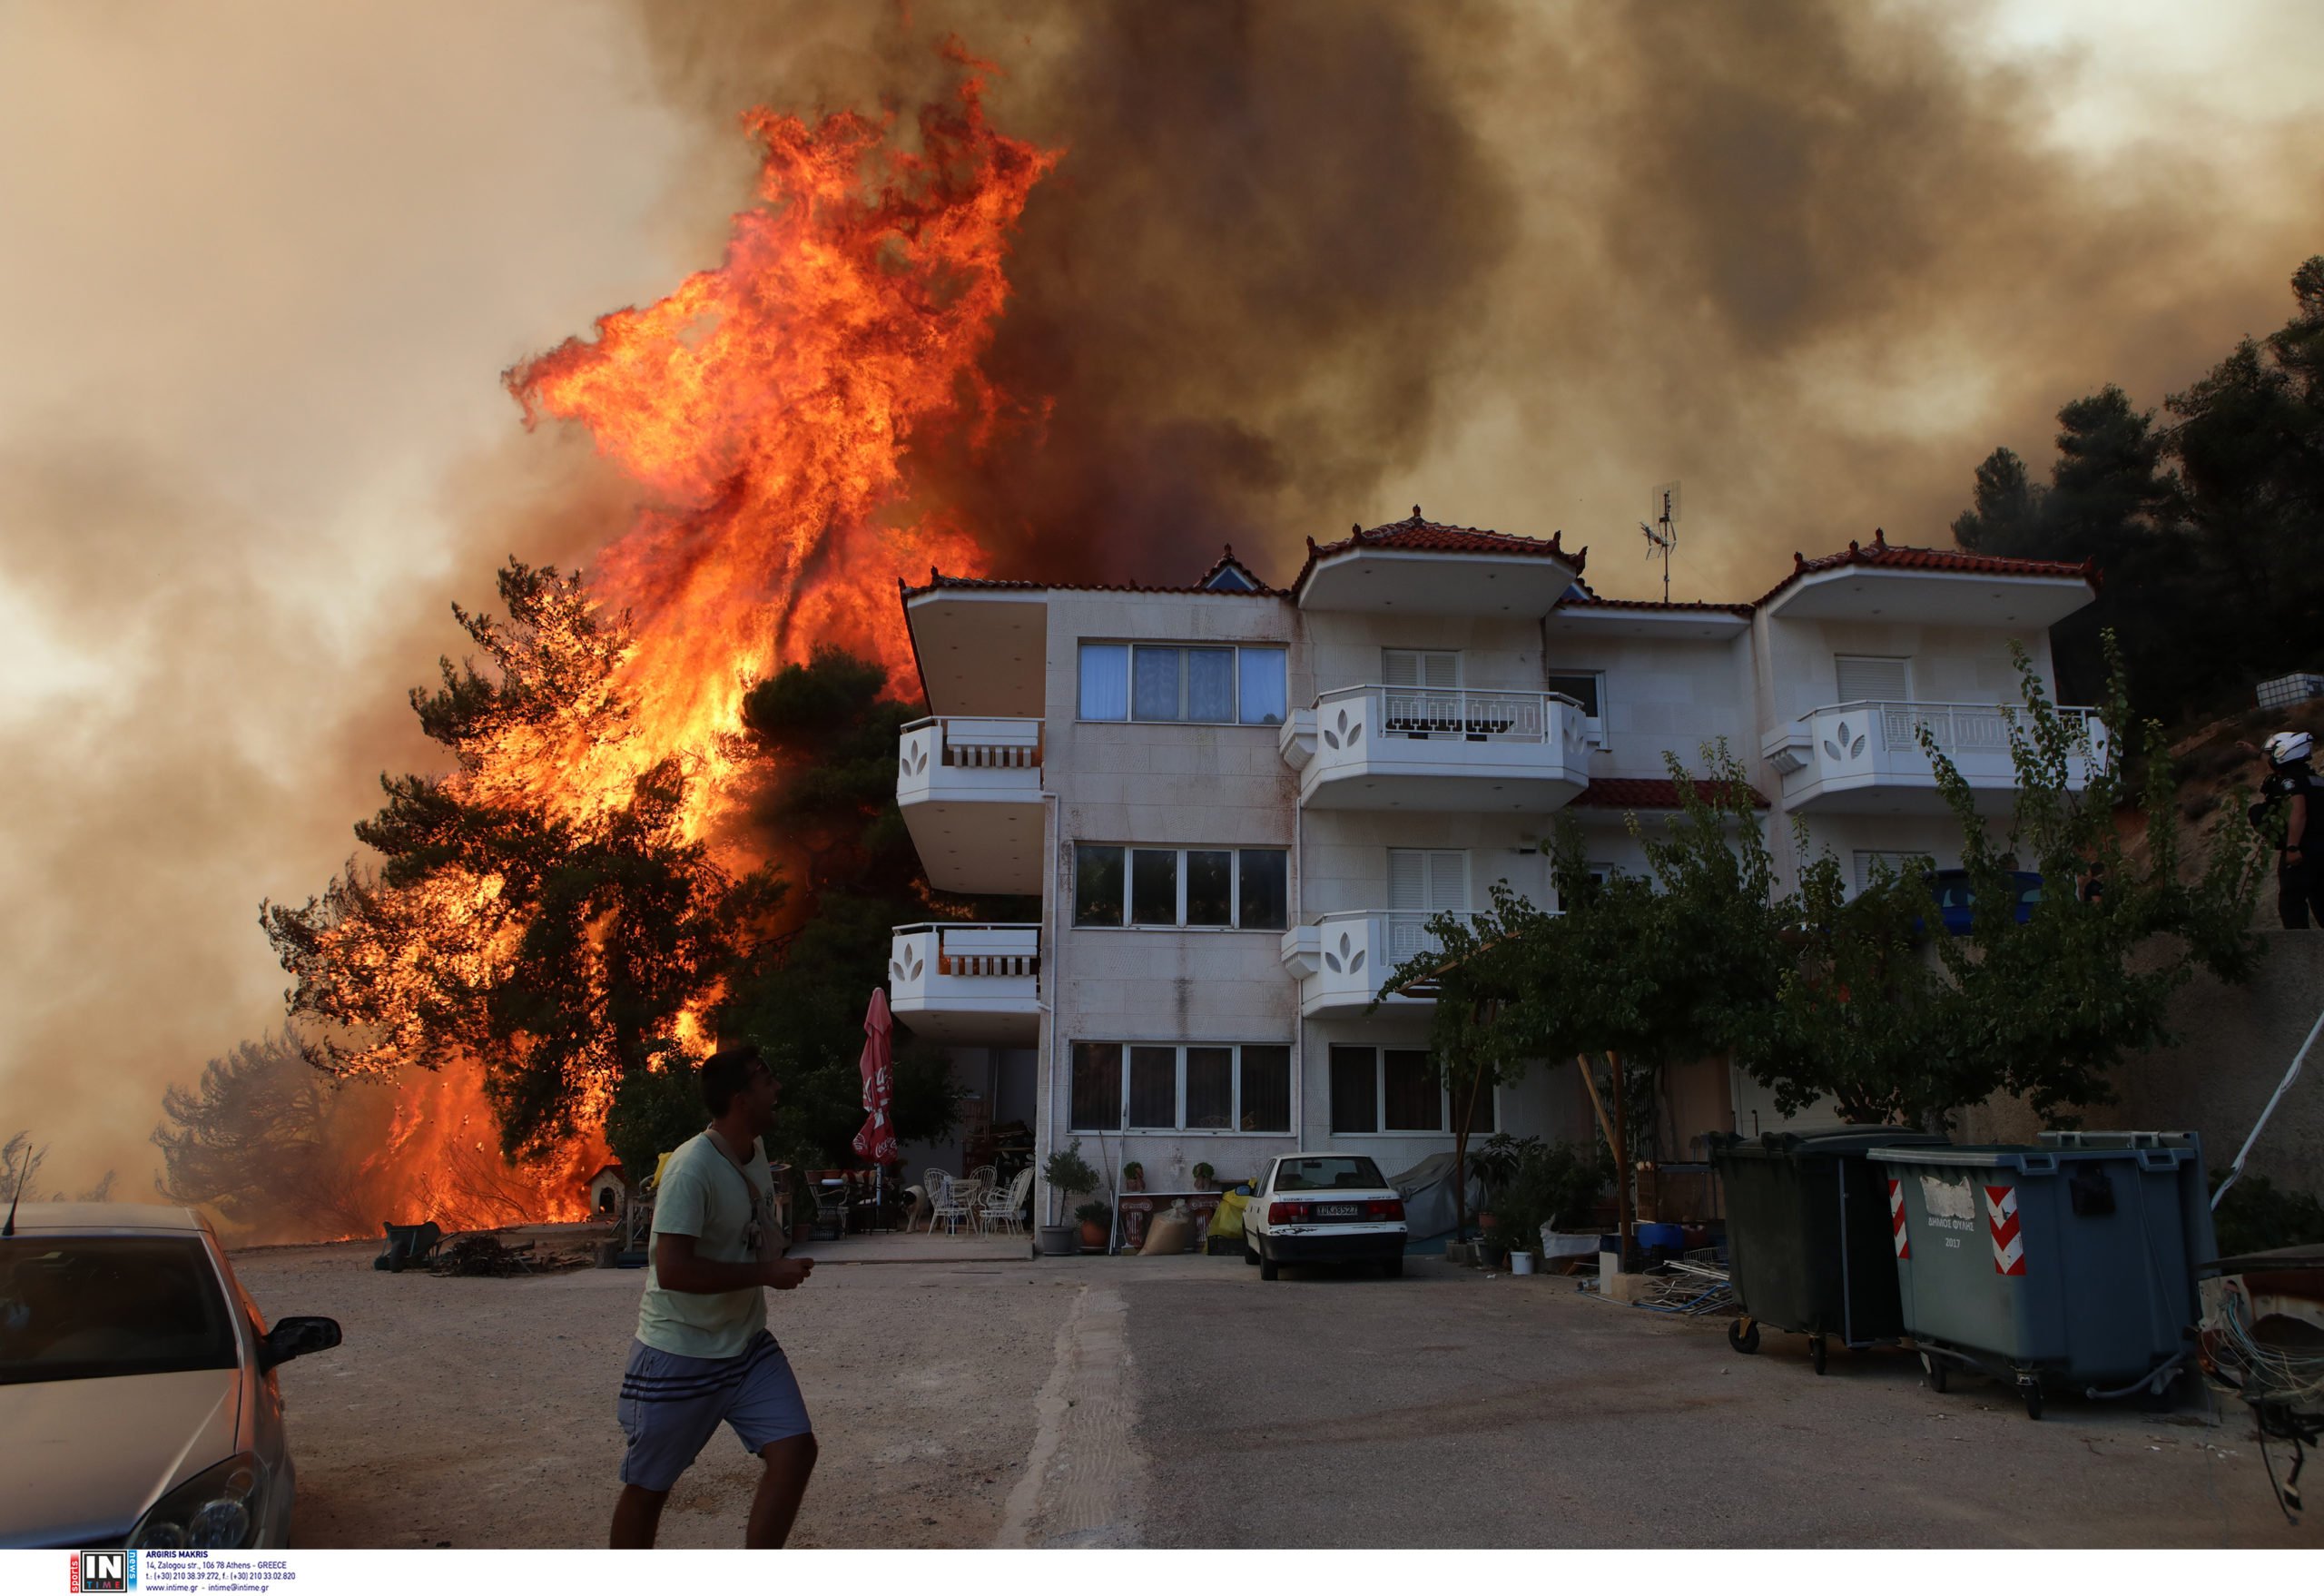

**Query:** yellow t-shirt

left=635, top=1130, right=774, bottom=1359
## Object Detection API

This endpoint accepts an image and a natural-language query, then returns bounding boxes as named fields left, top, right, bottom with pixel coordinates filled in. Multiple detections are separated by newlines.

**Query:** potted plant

left=1040, top=1139, right=1102, bottom=1256
left=1074, top=1199, right=1113, bottom=1251
left=1190, top=1161, right=1215, bottom=1192
left=1121, top=1160, right=1145, bottom=1193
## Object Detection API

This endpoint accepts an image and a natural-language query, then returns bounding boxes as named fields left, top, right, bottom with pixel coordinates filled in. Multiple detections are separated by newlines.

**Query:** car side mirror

left=260, top=1315, right=342, bottom=1371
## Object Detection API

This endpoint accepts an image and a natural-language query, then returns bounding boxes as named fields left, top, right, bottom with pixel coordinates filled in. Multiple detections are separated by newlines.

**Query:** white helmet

left=2267, top=730, right=2314, bottom=765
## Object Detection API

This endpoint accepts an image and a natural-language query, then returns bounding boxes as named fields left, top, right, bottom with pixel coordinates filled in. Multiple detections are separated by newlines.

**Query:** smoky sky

left=3, top=0, right=2320, bottom=1198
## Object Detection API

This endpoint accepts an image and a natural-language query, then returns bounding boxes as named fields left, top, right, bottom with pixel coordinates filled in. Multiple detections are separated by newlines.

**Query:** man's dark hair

left=701, top=1044, right=769, bottom=1118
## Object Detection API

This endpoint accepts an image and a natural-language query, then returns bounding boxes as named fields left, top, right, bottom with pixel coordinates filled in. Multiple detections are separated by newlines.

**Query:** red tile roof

left=899, top=566, right=1286, bottom=602
left=1752, top=527, right=2100, bottom=608
left=1556, top=592, right=1757, bottom=619
left=1568, top=777, right=1770, bottom=812
left=1290, top=507, right=1586, bottom=599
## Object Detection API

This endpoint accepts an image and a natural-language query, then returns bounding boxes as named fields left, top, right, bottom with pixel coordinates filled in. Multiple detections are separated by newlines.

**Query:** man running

left=610, top=1045, right=818, bottom=1548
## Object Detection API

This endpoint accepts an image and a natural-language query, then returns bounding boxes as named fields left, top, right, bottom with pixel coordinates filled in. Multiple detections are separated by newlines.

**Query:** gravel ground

left=1123, top=1256, right=2319, bottom=1549
left=232, top=1239, right=1077, bottom=1549
left=233, top=1238, right=2319, bottom=1549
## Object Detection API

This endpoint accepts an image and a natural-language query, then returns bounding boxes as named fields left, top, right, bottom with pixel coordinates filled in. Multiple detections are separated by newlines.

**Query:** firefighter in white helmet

left=2244, top=729, right=2320, bottom=929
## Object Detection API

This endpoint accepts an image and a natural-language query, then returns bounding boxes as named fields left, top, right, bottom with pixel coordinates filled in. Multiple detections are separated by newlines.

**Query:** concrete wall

left=1955, top=930, right=2324, bottom=1198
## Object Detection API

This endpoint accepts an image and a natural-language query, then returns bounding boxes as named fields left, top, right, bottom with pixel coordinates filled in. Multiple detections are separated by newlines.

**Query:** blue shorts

left=615, top=1330, right=812, bottom=1492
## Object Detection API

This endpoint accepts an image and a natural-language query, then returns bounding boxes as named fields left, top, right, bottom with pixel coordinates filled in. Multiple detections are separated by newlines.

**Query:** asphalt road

left=1118, top=1254, right=2313, bottom=1549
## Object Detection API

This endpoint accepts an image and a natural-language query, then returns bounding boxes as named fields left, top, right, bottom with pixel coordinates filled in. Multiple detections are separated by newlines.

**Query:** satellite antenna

left=1640, top=480, right=1680, bottom=602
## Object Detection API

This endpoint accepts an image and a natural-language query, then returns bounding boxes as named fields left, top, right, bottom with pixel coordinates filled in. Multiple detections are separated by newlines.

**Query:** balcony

left=896, top=716, right=1044, bottom=894
left=1280, top=910, right=1472, bottom=1018
left=1278, top=686, right=1591, bottom=812
left=887, top=923, right=1041, bottom=1044
left=1764, top=700, right=2109, bottom=814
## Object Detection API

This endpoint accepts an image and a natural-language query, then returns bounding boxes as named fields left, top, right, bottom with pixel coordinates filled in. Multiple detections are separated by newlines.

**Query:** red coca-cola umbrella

left=852, top=989, right=899, bottom=1177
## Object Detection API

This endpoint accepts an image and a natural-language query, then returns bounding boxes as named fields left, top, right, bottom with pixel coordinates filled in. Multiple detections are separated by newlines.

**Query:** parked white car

left=0, top=1203, right=341, bottom=1549
left=1243, top=1154, right=1409, bottom=1279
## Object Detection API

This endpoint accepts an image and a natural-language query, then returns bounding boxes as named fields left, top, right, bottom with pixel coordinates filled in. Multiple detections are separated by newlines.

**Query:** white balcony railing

left=1768, top=699, right=2108, bottom=810
left=887, top=923, right=1041, bottom=1039
left=1280, top=910, right=1475, bottom=1017
left=1280, top=686, right=1591, bottom=810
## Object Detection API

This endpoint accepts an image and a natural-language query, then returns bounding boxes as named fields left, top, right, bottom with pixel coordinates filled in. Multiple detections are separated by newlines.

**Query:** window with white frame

left=1078, top=642, right=1286, bottom=725
left=1326, top=1045, right=1495, bottom=1136
left=1072, top=845, right=1289, bottom=930
left=1068, top=1041, right=1294, bottom=1134
left=1545, top=862, right=1615, bottom=915
left=1544, top=670, right=1607, bottom=745
left=1835, top=655, right=1911, bottom=705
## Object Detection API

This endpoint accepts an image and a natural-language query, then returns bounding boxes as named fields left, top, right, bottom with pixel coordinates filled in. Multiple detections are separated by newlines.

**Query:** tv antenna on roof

left=1640, top=480, right=1680, bottom=602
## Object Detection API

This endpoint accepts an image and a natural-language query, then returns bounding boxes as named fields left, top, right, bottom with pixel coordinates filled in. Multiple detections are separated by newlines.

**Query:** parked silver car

left=0, top=1203, right=340, bottom=1549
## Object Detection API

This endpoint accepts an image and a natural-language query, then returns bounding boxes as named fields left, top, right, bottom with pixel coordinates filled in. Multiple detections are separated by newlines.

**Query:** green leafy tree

left=1951, top=257, right=2324, bottom=721
left=712, top=645, right=1029, bottom=1177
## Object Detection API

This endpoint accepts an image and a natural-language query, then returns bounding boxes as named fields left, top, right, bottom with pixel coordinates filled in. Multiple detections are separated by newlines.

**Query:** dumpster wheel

left=2016, top=1375, right=2043, bottom=1422
left=1920, top=1351, right=1947, bottom=1394
left=1728, top=1317, right=1760, bottom=1355
left=1809, top=1335, right=1829, bottom=1375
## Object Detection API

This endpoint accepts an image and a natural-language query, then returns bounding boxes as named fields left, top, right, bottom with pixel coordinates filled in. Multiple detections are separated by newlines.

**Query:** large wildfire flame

left=290, top=60, right=1056, bottom=1236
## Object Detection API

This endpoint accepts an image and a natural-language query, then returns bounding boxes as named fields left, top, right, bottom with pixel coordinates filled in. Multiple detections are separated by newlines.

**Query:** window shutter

left=1836, top=655, right=1909, bottom=704
left=1388, top=849, right=1425, bottom=911
left=1427, top=851, right=1468, bottom=912
left=1383, top=648, right=1460, bottom=688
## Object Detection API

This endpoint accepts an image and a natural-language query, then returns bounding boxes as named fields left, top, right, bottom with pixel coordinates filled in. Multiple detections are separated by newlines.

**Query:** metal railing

left=1308, top=909, right=1477, bottom=970
left=1801, top=700, right=2104, bottom=758
left=900, top=716, right=1043, bottom=770
left=1316, top=685, right=1583, bottom=744
left=891, top=922, right=1041, bottom=978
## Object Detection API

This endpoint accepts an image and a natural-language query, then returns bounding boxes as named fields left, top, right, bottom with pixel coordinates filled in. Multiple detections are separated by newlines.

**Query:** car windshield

left=1274, top=1157, right=1387, bottom=1193
left=0, top=1236, right=239, bottom=1385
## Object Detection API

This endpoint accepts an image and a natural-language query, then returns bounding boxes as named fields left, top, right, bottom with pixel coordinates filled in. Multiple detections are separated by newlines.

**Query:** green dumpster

left=1709, top=1128, right=1947, bottom=1373
left=1869, top=1134, right=2214, bottom=1418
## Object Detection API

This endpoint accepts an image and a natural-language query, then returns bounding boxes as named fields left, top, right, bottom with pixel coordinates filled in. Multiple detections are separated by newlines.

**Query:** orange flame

left=295, top=59, right=1057, bottom=1233
left=505, top=60, right=1057, bottom=837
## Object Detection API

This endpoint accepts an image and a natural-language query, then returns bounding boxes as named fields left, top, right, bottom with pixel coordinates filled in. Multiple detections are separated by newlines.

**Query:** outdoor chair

left=979, top=1167, right=1034, bottom=1236
left=929, top=1174, right=974, bottom=1236
left=921, top=1167, right=951, bottom=1233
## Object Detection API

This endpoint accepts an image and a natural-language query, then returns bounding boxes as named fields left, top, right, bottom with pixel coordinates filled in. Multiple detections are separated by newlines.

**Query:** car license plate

left=1318, top=1203, right=1358, bottom=1218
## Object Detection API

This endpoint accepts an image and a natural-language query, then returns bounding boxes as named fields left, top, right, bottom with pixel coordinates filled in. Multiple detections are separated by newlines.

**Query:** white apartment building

left=886, top=511, right=2104, bottom=1213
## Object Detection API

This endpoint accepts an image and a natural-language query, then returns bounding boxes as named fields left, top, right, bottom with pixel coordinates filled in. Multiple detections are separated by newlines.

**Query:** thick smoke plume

left=1, top=1, right=2319, bottom=1222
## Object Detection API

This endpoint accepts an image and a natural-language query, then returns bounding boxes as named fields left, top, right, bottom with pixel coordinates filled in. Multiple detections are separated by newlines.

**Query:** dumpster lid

left=1866, top=1141, right=2199, bottom=1171
left=1708, top=1127, right=1948, bottom=1159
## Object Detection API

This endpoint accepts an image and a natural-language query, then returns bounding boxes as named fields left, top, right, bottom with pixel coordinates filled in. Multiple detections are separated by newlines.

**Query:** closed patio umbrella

left=852, top=989, right=899, bottom=1218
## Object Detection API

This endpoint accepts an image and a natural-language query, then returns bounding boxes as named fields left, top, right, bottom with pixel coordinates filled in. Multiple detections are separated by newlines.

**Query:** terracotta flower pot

left=1078, top=1219, right=1108, bottom=1248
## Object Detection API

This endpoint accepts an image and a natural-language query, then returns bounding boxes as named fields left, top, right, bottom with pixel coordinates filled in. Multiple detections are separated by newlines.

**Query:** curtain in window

left=1238, top=647, right=1287, bottom=724
left=1133, top=646, right=1182, bottom=720
left=1329, top=1046, right=1378, bottom=1134
left=1239, top=1045, right=1291, bottom=1133
left=1069, top=1043, right=1122, bottom=1130
left=1384, top=1049, right=1442, bottom=1131
left=1186, top=648, right=1235, bottom=722
left=1184, top=1048, right=1234, bottom=1128
left=1078, top=644, right=1129, bottom=720
left=1128, top=1046, right=1177, bottom=1128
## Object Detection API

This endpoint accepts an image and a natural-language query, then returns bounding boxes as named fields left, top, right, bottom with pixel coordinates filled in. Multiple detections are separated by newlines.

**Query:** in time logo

left=69, top=1551, right=137, bottom=1593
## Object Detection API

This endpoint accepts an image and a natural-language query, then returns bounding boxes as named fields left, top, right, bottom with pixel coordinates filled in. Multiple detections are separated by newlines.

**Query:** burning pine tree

left=258, top=62, right=1057, bottom=1214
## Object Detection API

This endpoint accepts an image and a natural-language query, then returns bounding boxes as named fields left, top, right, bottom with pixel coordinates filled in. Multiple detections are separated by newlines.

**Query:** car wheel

left=1259, top=1249, right=1279, bottom=1281
left=1381, top=1256, right=1403, bottom=1279
left=1244, top=1237, right=1260, bottom=1266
